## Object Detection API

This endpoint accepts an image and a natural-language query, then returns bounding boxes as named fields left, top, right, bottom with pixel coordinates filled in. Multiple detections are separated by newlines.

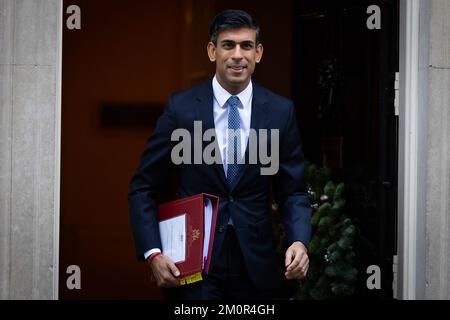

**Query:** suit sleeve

left=128, top=96, right=177, bottom=260
left=273, top=102, right=312, bottom=247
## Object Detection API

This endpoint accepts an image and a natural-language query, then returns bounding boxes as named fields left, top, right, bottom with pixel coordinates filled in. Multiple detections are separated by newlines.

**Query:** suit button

left=218, top=225, right=226, bottom=233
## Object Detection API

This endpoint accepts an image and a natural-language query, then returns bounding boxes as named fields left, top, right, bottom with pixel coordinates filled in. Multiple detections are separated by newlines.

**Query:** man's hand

left=147, top=254, right=181, bottom=288
left=285, top=241, right=309, bottom=280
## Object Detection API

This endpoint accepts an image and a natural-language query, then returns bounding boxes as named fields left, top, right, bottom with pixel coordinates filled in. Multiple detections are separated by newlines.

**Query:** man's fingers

left=157, top=269, right=180, bottom=288
left=286, top=248, right=306, bottom=271
left=299, top=264, right=309, bottom=279
left=162, top=272, right=180, bottom=287
left=284, top=248, right=309, bottom=280
left=285, top=269, right=299, bottom=280
left=285, top=242, right=308, bottom=268
left=285, top=248, right=294, bottom=267
left=296, top=255, right=309, bottom=276
left=285, top=264, right=308, bottom=280
left=157, top=276, right=179, bottom=288
left=287, top=255, right=302, bottom=272
left=150, top=256, right=180, bottom=288
left=299, top=255, right=309, bottom=270
left=167, top=260, right=180, bottom=277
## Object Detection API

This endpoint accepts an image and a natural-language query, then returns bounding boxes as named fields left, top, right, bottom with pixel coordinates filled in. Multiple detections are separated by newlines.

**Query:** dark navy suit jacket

left=128, top=79, right=312, bottom=289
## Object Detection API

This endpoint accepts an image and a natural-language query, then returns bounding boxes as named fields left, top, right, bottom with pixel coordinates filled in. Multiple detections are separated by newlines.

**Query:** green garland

left=274, top=164, right=358, bottom=299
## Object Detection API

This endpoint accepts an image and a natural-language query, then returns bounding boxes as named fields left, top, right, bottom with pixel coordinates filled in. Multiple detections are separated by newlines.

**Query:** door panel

left=293, top=0, right=398, bottom=298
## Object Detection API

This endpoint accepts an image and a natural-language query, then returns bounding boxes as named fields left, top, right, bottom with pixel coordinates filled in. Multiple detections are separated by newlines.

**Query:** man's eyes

left=221, top=42, right=254, bottom=49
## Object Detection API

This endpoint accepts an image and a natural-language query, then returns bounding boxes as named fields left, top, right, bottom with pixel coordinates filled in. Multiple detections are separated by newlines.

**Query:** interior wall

left=60, top=0, right=190, bottom=299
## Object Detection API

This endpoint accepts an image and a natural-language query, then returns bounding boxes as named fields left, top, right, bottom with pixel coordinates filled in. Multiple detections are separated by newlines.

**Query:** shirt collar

left=212, top=75, right=253, bottom=109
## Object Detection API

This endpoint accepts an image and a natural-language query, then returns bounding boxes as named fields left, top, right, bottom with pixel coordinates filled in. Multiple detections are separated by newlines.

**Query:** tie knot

left=227, top=96, right=240, bottom=108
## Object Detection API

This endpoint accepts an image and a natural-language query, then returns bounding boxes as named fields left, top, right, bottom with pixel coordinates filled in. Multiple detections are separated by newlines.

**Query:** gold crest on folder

left=192, top=229, right=200, bottom=241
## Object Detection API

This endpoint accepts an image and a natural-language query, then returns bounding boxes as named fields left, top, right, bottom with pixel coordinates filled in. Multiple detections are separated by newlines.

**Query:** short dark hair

left=210, top=9, right=261, bottom=45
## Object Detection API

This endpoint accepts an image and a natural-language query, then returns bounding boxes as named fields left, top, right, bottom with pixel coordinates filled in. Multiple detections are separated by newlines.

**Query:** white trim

left=398, top=0, right=420, bottom=300
left=53, top=0, right=63, bottom=300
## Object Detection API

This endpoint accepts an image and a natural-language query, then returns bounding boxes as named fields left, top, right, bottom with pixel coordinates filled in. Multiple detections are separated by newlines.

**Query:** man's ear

left=207, top=42, right=216, bottom=62
left=255, top=43, right=263, bottom=63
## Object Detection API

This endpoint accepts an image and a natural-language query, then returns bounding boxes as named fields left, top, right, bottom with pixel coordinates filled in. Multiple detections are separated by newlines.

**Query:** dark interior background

left=60, top=0, right=293, bottom=299
left=292, top=0, right=398, bottom=299
left=60, top=0, right=398, bottom=299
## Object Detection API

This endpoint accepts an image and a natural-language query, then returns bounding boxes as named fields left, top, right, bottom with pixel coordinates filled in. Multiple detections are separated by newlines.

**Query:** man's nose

left=231, top=45, right=244, bottom=59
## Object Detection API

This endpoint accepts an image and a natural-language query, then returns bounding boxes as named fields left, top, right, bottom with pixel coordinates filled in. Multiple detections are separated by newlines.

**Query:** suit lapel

left=194, top=80, right=228, bottom=190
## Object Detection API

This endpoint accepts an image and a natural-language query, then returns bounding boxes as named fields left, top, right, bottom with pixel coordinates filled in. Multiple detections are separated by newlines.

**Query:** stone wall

left=425, top=0, right=450, bottom=300
left=0, top=0, right=61, bottom=300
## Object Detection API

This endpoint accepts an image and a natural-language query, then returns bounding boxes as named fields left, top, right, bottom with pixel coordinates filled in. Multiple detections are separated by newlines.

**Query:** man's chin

left=226, top=76, right=250, bottom=86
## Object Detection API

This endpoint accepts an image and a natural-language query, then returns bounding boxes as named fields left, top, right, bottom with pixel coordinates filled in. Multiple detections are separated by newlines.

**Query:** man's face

left=207, top=28, right=263, bottom=94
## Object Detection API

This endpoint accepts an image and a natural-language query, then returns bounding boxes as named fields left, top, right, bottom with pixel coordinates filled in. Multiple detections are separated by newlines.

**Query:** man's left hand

left=285, top=241, right=309, bottom=280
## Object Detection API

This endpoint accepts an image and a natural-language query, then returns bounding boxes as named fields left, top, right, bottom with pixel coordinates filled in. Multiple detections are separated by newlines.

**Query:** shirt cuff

left=144, top=248, right=161, bottom=260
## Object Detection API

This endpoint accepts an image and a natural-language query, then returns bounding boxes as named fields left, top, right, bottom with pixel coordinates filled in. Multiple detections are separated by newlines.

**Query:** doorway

left=59, top=0, right=293, bottom=299
left=59, top=0, right=399, bottom=299
left=293, top=0, right=399, bottom=298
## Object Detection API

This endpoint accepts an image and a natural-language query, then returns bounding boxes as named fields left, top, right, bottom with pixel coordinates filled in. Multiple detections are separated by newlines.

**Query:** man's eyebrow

left=220, top=39, right=255, bottom=45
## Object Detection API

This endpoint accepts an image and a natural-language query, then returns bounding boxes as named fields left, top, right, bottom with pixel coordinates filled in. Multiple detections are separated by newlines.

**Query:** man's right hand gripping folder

left=157, top=193, right=219, bottom=285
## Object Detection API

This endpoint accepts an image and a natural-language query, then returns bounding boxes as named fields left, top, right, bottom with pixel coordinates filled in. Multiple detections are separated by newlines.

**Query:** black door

left=293, top=0, right=399, bottom=299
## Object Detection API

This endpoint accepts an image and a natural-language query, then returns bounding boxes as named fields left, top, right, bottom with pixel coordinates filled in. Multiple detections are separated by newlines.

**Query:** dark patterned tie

left=226, top=95, right=242, bottom=187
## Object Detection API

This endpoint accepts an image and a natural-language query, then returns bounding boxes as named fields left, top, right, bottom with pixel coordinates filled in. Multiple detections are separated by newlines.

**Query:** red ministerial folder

left=158, top=193, right=219, bottom=284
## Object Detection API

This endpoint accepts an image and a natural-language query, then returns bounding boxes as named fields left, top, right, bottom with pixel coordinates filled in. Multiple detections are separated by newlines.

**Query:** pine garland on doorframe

left=273, top=163, right=359, bottom=299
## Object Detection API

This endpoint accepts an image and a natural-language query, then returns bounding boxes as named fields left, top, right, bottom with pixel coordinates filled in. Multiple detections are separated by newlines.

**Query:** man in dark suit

left=128, top=9, right=312, bottom=299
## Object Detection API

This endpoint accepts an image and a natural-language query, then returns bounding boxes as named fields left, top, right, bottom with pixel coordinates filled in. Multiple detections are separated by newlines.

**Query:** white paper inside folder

left=159, top=213, right=186, bottom=263
left=202, top=198, right=213, bottom=270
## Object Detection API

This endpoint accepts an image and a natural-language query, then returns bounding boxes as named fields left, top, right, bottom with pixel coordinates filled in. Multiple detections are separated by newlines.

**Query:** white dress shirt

left=144, top=76, right=253, bottom=260
left=212, top=75, right=252, bottom=176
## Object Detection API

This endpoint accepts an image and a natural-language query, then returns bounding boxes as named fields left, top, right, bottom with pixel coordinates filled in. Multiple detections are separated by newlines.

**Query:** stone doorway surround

left=0, top=0, right=62, bottom=299
left=1, top=0, right=450, bottom=300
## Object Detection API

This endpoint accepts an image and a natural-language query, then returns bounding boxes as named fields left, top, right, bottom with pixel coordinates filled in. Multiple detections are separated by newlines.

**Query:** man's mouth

left=229, top=65, right=246, bottom=72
